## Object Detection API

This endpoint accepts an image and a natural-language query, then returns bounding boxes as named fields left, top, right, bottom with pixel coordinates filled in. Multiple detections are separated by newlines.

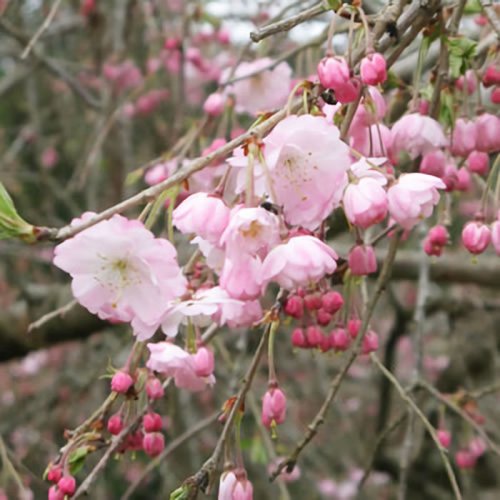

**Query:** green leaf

left=439, top=89, right=455, bottom=129
left=325, top=0, right=342, bottom=10
left=0, top=182, right=35, bottom=242
left=447, top=37, right=477, bottom=79
left=68, top=446, right=90, bottom=475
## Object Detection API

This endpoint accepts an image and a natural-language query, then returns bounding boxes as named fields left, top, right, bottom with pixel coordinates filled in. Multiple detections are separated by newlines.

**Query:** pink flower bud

left=142, top=432, right=165, bottom=457
left=461, top=220, right=491, bottom=255
left=491, top=219, right=500, bottom=255
left=317, top=56, right=350, bottom=90
left=146, top=377, right=164, bottom=400
left=192, top=347, right=215, bottom=378
left=304, top=294, right=322, bottom=311
left=143, top=412, right=163, bottom=433
left=262, top=387, right=287, bottom=428
left=450, top=118, right=477, bottom=157
left=284, top=295, right=304, bottom=319
left=107, top=414, right=123, bottom=435
left=321, top=291, right=344, bottom=314
left=482, top=65, right=500, bottom=87
left=330, top=328, right=351, bottom=352
left=232, top=474, right=254, bottom=500
left=47, top=465, right=62, bottom=483
left=164, top=37, right=180, bottom=50
left=203, top=92, right=225, bottom=117
left=316, top=308, right=332, bottom=326
left=124, top=430, right=144, bottom=452
left=456, top=167, right=471, bottom=191
left=306, top=325, right=323, bottom=348
left=469, top=437, right=487, bottom=458
left=437, top=429, right=451, bottom=448
left=491, top=87, right=500, bottom=104
left=419, top=150, right=447, bottom=177
left=348, top=318, right=362, bottom=338
left=111, top=371, right=134, bottom=394
left=360, top=53, right=387, bottom=85
left=217, top=29, right=231, bottom=45
left=466, top=151, right=489, bottom=176
left=362, top=330, right=379, bottom=354
left=41, top=147, right=59, bottom=169
left=348, top=244, right=378, bottom=276
left=291, top=328, right=307, bottom=348
left=455, top=450, right=477, bottom=469
left=455, top=70, right=476, bottom=95
left=424, top=225, right=449, bottom=257
left=48, top=486, right=64, bottom=500
left=57, top=476, right=76, bottom=496
left=319, top=334, right=332, bottom=352
left=475, top=113, right=500, bottom=153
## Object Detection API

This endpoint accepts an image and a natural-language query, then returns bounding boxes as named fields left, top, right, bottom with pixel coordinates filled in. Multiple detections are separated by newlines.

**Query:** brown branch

left=480, top=0, right=500, bottom=38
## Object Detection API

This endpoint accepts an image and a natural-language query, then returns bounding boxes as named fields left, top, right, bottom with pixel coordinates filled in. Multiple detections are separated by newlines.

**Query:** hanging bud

left=291, top=328, right=308, bottom=348
left=284, top=295, right=304, bottom=319
left=321, top=291, right=344, bottom=314
left=362, top=330, right=379, bottom=354
left=142, top=432, right=165, bottom=457
left=466, top=151, right=489, bottom=176
left=145, top=376, right=164, bottom=400
left=192, top=347, right=215, bottom=378
left=330, top=328, right=351, bottom=352
left=461, top=220, right=491, bottom=255
left=316, top=308, right=332, bottom=326
left=111, top=371, right=134, bottom=394
left=57, top=476, right=76, bottom=496
left=306, top=325, right=323, bottom=348
left=348, top=318, right=362, bottom=338
left=360, top=53, right=387, bottom=85
left=261, top=386, right=287, bottom=428
left=348, top=244, right=377, bottom=276
left=437, top=429, right=451, bottom=448
left=143, top=412, right=163, bottom=433
left=107, top=414, right=123, bottom=435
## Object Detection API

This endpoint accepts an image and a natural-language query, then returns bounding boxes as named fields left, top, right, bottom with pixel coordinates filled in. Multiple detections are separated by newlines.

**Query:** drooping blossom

left=317, top=56, right=360, bottom=103
left=450, top=118, right=477, bottom=157
left=461, top=220, right=491, bottom=255
left=351, top=87, right=387, bottom=127
left=455, top=70, right=476, bottom=95
left=348, top=244, right=378, bottom=275
left=219, top=255, right=263, bottom=300
left=262, top=115, right=351, bottom=229
left=350, top=122, right=392, bottom=157
left=261, top=386, right=287, bottom=428
left=482, top=65, right=500, bottom=87
left=220, top=58, right=291, bottom=115
left=204, top=92, right=226, bottom=116
left=466, top=151, right=489, bottom=176
left=423, top=225, right=449, bottom=257
left=146, top=342, right=215, bottom=392
left=261, top=236, right=337, bottom=290
left=387, top=174, right=446, bottom=229
left=360, top=53, right=387, bottom=85
left=475, top=113, right=500, bottom=152
left=103, top=60, right=143, bottom=93
left=419, top=150, right=447, bottom=178
left=219, top=469, right=253, bottom=500
left=491, top=218, right=500, bottom=255
left=53, top=213, right=187, bottom=339
left=142, top=432, right=165, bottom=457
left=173, top=193, right=230, bottom=244
left=390, top=113, right=448, bottom=160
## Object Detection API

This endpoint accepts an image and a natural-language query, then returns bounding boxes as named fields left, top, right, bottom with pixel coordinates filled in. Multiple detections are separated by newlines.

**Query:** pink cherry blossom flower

left=173, top=193, right=230, bottom=244
left=146, top=342, right=215, bottom=392
left=450, top=118, right=477, bottom=157
left=351, top=87, right=387, bottom=127
left=219, top=471, right=238, bottom=500
left=142, top=432, right=165, bottom=457
left=220, top=255, right=263, bottom=300
left=219, top=470, right=253, bottom=500
left=144, top=160, right=176, bottom=186
left=262, top=386, right=287, bottom=428
left=360, top=53, right=387, bottom=85
left=390, top=113, right=448, bottom=160
left=53, top=213, right=187, bottom=339
left=437, top=429, right=452, bottom=448
left=261, top=236, right=337, bottom=290
left=387, top=174, right=446, bottom=229
left=263, top=115, right=351, bottom=229
left=475, top=113, right=500, bottom=152
left=419, top=150, right=447, bottom=178
left=41, top=147, right=59, bottom=169
left=343, top=178, right=388, bottom=229
left=348, top=244, right=377, bottom=275
left=461, top=220, right=491, bottom=254
left=221, top=58, right=291, bottom=115
left=466, top=151, right=489, bottom=176
left=204, top=92, right=226, bottom=116
left=317, top=56, right=360, bottom=103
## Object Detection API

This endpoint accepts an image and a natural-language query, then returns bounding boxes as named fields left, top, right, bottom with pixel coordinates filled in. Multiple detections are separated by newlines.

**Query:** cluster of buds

left=47, top=466, right=76, bottom=499
left=284, top=289, right=344, bottom=327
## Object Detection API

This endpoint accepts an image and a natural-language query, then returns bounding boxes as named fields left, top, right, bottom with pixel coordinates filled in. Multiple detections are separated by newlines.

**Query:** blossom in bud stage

left=103, top=60, right=143, bottom=93
left=57, top=476, right=76, bottom=496
left=192, top=347, right=215, bottom=378
left=303, top=294, right=322, bottom=311
left=306, top=325, right=323, bottom=348
left=317, top=56, right=360, bottom=103
left=47, top=465, right=62, bottom=483
left=455, top=70, right=476, bottom=95
left=219, top=469, right=253, bottom=500
left=455, top=450, right=476, bottom=469
left=107, top=414, right=123, bottom=435
left=142, top=432, right=165, bottom=457
left=143, top=412, right=163, bottom=433
left=261, top=236, right=337, bottom=290
left=437, top=429, right=451, bottom=448
left=455, top=167, right=471, bottom=191
left=291, top=328, right=308, bottom=348
left=419, top=150, right=447, bottom=178
left=263, top=115, right=351, bottom=229
left=203, top=92, right=226, bottom=116
left=334, top=77, right=361, bottom=104
left=316, top=308, right=332, bottom=326
left=390, top=113, right=448, bottom=160
left=218, top=471, right=238, bottom=500
left=466, top=151, right=489, bottom=176
left=41, top=147, right=59, bottom=169
left=53, top=213, right=186, bottom=341
left=232, top=475, right=254, bottom=500
left=468, top=437, right=487, bottom=458
left=461, top=221, right=491, bottom=255
left=491, top=219, right=500, bottom=256
left=262, top=387, right=287, bottom=428
left=284, top=295, right=304, bottom=319
left=173, top=193, right=230, bottom=245
left=482, top=65, right=500, bottom=87
left=362, top=330, right=379, bottom=354
left=145, top=377, right=164, bottom=400
left=321, top=291, right=344, bottom=314
left=491, top=87, right=500, bottom=104
left=348, top=244, right=378, bottom=275
left=475, top=113, right=500, bottom=153
left=220, top=58, right=291, bottom=115
left=147, top=342, right=215, bottom=392
left=348, top=318, right=361, bottom=338
left=48, top=486, right=64, bottom=500
left=387, top=173, right=446, bottom=229
left=330, top=328, right=351, bottom=351
left=423, top=225, right=449, bottom=257
left=360, top=53, right=387, bottom=85
left=450, top=118, right=477, bottom=157
left=111, top=371, right=134, bottom=394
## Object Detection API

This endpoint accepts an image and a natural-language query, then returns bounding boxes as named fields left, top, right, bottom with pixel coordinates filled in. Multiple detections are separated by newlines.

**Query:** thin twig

left=479, top=0, right=500, bottom=38
left=28, top=300, right=77, bottom=333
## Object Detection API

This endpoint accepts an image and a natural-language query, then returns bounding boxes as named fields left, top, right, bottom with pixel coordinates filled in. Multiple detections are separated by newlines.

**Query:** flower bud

left=437, top=429, right=451, bottom=448
left=450, top=118, right=477, bottom=158
left=466, top=151, right=489, bottom=176
left=192, top=347, right=215, bottom=378
left=360, top=53, right=387, bottom=85
left=348, top=318, right=362, bottom=338
left=143, top=412, right=163, bottom=433
left=111, top=371, right=134, bottom=394
left=491, top=219, right=500, bottom=256
left=455, top=70, right=476, bottom=95
left=262, top=387, right=287, bottom=428
left=362, top=330, right=379, bottom=354
left=203, top=92, right=225, bottom=117
left=107, top=414, right=123, bottom=435
left=348, top=244, right=377, bottom=276
left=145, top=377, right=164, bottom=400
left=423, top=225, right=449, bottom=257
left=330, top=328, right=351, bottom=352
left=482, top=65, right=500, bottom=87
left=491, top=87, right=500, bottom=105
left=284, top=295, right=304, bottom=319
left=419, top=150, right=447, bottom=177
left=142, top=432, right=165, bottom=457
left=306, top=325, right=323, bottom=348
left=57, top=476, right=76, bottom=496
left=455, top=450, right=476, bottom=469
left=455, top=167, right=471, bottom=191
left=321, top=291, right=344, bottom=314
left=461, top=220, right=491, bottom=255
left=47, top=465, right=62, bottom=484
left=48, top=486, right=64, bottom=500
left=303, top=293, right=322, bottom=311
left=316, top=308, right=332, bottom=326
left=475, top=113, right=500, bottom=153
left=291, top=328, right=308, bottom=348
